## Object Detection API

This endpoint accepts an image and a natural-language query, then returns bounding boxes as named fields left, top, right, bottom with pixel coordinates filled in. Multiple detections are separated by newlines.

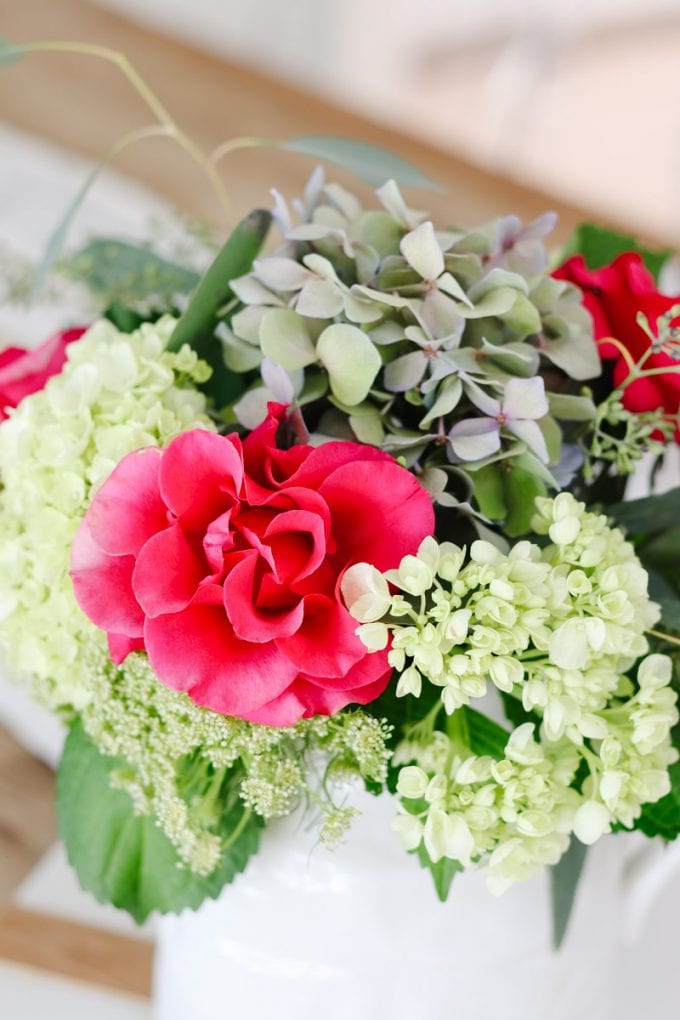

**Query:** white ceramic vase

left=152, top=783, right=665, bottom=1020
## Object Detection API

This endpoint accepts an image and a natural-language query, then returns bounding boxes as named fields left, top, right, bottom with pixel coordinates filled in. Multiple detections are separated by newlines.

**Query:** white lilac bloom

left=448, top=376, right=550, bottom=463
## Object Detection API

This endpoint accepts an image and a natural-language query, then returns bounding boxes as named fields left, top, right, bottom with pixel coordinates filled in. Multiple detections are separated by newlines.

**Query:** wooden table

left=0, top=0, right=623, bottom=244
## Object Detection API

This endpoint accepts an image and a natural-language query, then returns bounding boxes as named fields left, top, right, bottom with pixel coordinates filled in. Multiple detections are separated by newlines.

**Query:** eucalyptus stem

left=13, top=40, right=234, bottom=222
left=208, top=136, right=273, bottom=168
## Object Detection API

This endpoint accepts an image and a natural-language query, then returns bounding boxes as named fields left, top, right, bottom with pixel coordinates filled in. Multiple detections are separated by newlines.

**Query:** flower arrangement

left=3, top=40, right=680, bottom=947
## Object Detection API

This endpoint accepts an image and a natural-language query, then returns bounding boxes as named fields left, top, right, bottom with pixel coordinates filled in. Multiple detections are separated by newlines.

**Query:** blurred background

left=1, top=0, right=679, bottom=1017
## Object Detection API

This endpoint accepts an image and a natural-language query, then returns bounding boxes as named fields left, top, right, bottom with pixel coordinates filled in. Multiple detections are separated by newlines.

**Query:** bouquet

left=3, top=40, right=680, bottom=949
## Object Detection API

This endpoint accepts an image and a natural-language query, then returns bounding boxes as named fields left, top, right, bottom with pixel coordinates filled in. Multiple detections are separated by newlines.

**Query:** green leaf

left=168, top=209, right=271, bottom=353
left=550, top=837, right=588, bottom=948
left=417, top=843, right=462, bottom=902
left=547, top=392, right=596, bottom=422
left=503, top=463, right=547, bottom=537
left=57, top=721, right=260, bottom=924
left=608, top=488, right=680, bottom=535
left=281, top=136, right=439, bottom=189
left=636, top=760, right=680, bottom=840
left=658, top=598, right=680, bottom=631
left=69, top=239, right=200, bottom=303
left=0, top=37, right=25, bottom=66
left=559, top=222, right=672, bottom=283
left=470, top=463, right=507, bottom=521
left=464, top=706, right=511, bottom=759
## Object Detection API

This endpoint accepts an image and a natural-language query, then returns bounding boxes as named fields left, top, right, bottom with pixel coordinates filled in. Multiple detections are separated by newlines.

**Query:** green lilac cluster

left=0, top=317, right=213, bottom=708
left=220, top=173, right=599, bottom=524
left=343, top=493, right=678, bottom=890
left=77, top=644, right=391, bottom=875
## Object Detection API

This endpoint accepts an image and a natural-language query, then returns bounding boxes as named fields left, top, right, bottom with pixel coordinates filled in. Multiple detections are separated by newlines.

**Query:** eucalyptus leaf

left=57, top=721, right=261, bottom=924
left=69, top=239, right=200, bottom=302
left=0, top=37, right=26, bottom=66
left=281, top=136, right=439, bottom=189
left=551, top=838, right=588, bottom=949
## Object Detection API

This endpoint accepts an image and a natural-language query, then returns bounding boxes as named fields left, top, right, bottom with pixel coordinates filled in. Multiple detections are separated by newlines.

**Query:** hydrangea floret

left=343, top=493, right=678, bottom=889
left=0, top=317, right=213, bottom=708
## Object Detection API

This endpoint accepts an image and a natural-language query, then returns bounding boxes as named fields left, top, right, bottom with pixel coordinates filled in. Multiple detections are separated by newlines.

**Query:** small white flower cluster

left=77, top=644, right=392, bottom=875
left=394, top=724, right=580, bottom=895
left=0, top=317, right=213, bottom=708
left=343, top=493, right=679, bottom=889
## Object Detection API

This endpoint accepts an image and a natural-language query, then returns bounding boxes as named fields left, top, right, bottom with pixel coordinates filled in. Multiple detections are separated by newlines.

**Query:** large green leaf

left=167, top=209, right=271, bottom=407
left=636, top=760, right=680, bottom=841
left=0, top=37, right=25, bottom=66
left=168, top=209, right=271, bottom=352
left=608, top=489, right=680, bottom=536
left=281, top=136, right=439, bottom=189
left=558, top=223, right=672, bottom=283
left=550, top=837, right=588, bottom=948
left=57, top=721, right=261, bottom=924
left=69, top=239, right=200, bottom=303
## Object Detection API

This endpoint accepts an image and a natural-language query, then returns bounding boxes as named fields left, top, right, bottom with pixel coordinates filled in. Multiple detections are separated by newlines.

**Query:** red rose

left=70, top=405, right=434, bottom=726
left=553, top=254, right=680, bottom=428
left=0, top=327, right=87, bottom=420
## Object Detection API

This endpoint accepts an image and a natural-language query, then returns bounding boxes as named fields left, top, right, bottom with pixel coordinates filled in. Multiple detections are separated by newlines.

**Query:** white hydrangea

left=344, top=494, right=678, bottom=889
left=0, top=317, right=214, bottom=708
left=344, top=493, right=663, bottom=742
left=393, top=723, right=581, bottom=894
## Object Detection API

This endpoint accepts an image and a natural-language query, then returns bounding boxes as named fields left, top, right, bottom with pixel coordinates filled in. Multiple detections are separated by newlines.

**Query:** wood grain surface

left=0, top=0, right=620, bottom=245
left=0, top=726, right=55, bottom=909
left=0, top=905, right=153, bottom=998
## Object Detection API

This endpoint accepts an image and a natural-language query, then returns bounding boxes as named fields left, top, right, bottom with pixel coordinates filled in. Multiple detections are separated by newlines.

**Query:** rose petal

left=145, top=601, right=298, bottom=714
left=276, top=594, right=366, bottom=678
left=70, top=519, right=144, bottom=637
left=159, top=429, right=244, bottom=528
left=223, top=549, right=304, bottom=642
left=318, top=459, right=434, bottom=572
left=132, top=524, right=208, bottom=617
left=86, top=447, right=166, bottom=556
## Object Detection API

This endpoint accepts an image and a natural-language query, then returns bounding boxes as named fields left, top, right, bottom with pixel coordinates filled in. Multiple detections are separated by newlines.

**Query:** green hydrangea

left=343, top=493, right=678, bottom=889
left=0, top=316, right=213, bottom=708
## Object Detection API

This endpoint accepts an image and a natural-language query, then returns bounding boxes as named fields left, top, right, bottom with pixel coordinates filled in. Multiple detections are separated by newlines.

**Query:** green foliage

left=281, top=136, right=439, bottom=189
left=550, top=837, right=588, bottom=948
left=68, top=239, right=200, bottom=304
left=57, top=721, right=261, bottom=924
left=560, top=222, right=672, bottom=283
left=417, top=844, right=462, bottom=902
left=447, top=705, right=511, bottom=760
left=168, top=209, right=272, bottom=407
left=636, top=761, right=680, bottom=841
left=0, top=37, right=25, bottom=66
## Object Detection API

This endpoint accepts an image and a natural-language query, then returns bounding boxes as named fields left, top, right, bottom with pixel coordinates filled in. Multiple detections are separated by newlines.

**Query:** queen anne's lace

left=0, top=317, right=213, bottom=707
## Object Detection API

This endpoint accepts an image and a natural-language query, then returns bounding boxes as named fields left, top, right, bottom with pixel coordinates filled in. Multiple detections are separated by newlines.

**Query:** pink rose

left=0, top=327, right=86, bottom=420
left=71, top=404, right=434, bottom=725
